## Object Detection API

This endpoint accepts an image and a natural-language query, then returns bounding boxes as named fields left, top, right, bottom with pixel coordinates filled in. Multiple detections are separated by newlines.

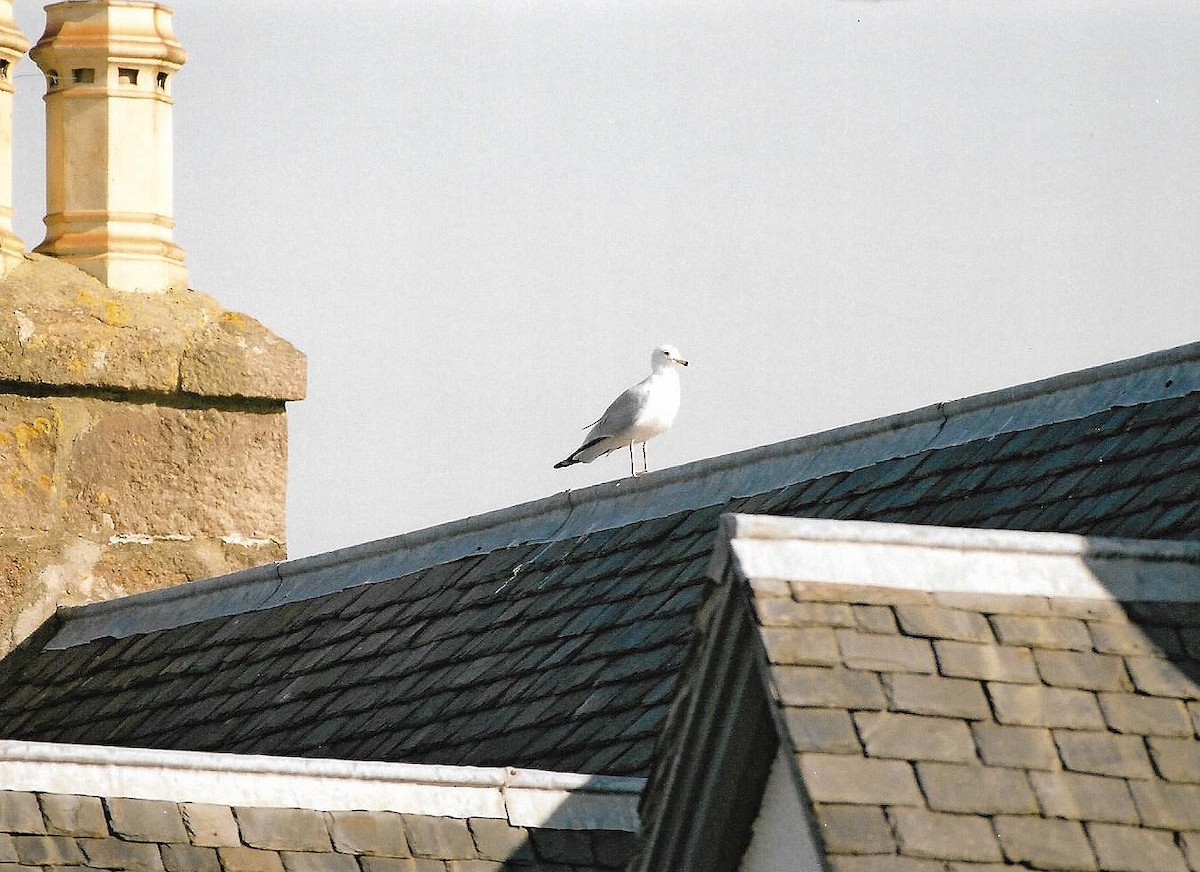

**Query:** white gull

left=554, top=344, right=689, bottom=477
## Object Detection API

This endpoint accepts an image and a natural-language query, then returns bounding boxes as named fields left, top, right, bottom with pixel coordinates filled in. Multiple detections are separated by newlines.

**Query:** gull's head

left=652, top=343, right=689, bottom=371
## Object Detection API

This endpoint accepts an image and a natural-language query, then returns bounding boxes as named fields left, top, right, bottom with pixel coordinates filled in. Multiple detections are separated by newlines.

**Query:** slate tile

left=664, top=502, right=728, bottom=540
left=606, top=739, right=654, bottom=774
left=161, top=843, right=221, bottom=872
left=1090, top=621, right=1181, bottom=657
left=278, top=853, right=358, bottom=872
left=761, top=627, right=841, bottom=667
left=79, top=838, right=165, bottom=872
left=888, top=807, right=1002, bottom=863
left=1125, top=656, right=1200, bottom=698
left=990, top=614, right=1092, bottom=651
left=971, top=722, right=1059, bottom=770
left=1127, top=601, right=1200, bottom=628
left=529, top=828, right=594, bottom=865
left=1054, top=729, right=1155, bottom=779
left=811, top=804, right=894, bottom=854
left=403, top=815, right=477, bottom=859
left=106, top=797, right=187, bottom=843
left=1034, top=649, right=1132, bottom=691
left=917, top=762, right=1038, bottom=814
left=798, top=753, right=922, bottom=805
left=935, top=639, right=1037, bottom=684
left=181, top=803, right=240, bottom=848
left=884, top=674, right=989, bottom=719
left=850, top=604, right=898, bottom=634
left=784, top=709, right=861, bottom=754
left=0, top=793, right=44, bottom=834
left=775, top=666, right=886, bottom=709
left=895, top=605, right=992, bottom=643
left=988, top=683, right=1104, bottom=729
left=39, top=794, right=108, bottom=837
left=468, top=818, right=532, bottom=862
left=582, top=740, right=638, bottom=773
left=1147, top=736, right=1200, bottom=782
left=992, top=816, right=1097, bottom=870
left=594, top=643, right=677, bottom=683
left=217, top=846, right=286, bottom=872
left=1086, top=822, right=1189, bottom=872
left=855, top=712, right=975, bottom=762
left=326, top=810, right=409, bottom=856
left=1029, top=770, right=1138, bottom=823
left=13, top=834, right=85, bottom=865
left=235, top=807, right=331, bottom=852
left=1127, top=780, right=1200, bottom=829
left=1098, top=691, right=1195, bottom=737
left=835, top=630, right=935, bottom=673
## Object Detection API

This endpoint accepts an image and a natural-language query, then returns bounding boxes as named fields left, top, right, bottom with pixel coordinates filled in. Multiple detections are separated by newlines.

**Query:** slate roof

left=0, top=788, right=636, bottom=871
left=632, top=516, right=1200, bottom=872
left=2, top=342, right=1200, bottom=777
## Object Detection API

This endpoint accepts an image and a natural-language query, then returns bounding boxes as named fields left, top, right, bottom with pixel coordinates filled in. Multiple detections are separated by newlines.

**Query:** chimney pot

left=31, top=1, right=188, bottom=293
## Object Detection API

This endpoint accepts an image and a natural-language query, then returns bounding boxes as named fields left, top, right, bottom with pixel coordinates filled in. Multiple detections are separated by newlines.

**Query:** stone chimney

left=30, top=0, right=187, bottom=293
left=0, top=1, right=28, bottom=276
left=0, top=2, right=306, bottom=655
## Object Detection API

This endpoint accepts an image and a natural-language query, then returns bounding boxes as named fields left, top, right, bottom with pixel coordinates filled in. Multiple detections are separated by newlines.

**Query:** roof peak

left=47, top=339, right=1200, bottom=649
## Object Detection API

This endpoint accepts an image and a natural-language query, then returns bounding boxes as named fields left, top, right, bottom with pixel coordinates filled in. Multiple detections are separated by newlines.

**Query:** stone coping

left=712, top=515, right=1200, bottom=602
left=0, top=255, right=305, bottom=401
left=45, top=339, right=1200, bottom=648
left=0, top=740, right=644, bottom=832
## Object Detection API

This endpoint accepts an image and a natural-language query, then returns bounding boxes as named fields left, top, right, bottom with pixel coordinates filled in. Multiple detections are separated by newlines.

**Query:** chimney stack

left=0, top=2, right=306, bottom=656
left=30, top=0, right=187, bottom=293
left=0, top=1, right=28, bottom=275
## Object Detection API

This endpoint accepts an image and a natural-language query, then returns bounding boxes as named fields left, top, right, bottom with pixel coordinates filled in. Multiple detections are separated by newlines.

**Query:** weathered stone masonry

left=0, top=2, right=307, bottom=655
left=0, top=255, right=305, bottom=655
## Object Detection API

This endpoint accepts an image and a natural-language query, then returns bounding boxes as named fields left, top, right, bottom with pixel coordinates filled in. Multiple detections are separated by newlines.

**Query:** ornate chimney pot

left=30, top=1, right=187, bottom=293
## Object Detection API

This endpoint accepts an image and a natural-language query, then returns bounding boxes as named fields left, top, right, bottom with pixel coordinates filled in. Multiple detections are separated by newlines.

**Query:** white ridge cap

left=712, top=516, right=1200, bottom=602
left=45, top=339, right=1200, bottom=648
left=0, top=739, right=644, bottom=831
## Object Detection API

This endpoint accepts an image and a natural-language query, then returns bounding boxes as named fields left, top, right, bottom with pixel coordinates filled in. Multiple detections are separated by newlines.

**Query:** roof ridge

left=713, top=515, right=1200, bottom=601
left=0, top=739, right=643, bottom=830
left=46, top=339, right=1200, bottom=648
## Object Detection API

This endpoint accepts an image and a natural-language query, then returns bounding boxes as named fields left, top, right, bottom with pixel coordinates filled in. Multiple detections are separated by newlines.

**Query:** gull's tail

left=554, top=435, right=609, bottom=469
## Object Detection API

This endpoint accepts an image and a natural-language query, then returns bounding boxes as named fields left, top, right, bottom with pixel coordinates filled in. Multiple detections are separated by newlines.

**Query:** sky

left=7, top=2, right=1199, bottom=559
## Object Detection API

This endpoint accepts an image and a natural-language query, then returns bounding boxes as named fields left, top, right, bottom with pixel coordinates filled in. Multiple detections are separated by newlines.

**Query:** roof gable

left=633, top=516, right=1200, bottom=871
left=2, top=343, right=1200, bottom=777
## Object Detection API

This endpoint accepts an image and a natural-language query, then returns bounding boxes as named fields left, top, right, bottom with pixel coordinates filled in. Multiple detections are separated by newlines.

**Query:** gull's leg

left=629, top=443, right=637, bottom=478
left=642, top=443, right=648, bottom=474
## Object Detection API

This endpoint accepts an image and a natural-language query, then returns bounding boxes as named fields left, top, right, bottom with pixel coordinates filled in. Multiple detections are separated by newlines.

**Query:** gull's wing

left=584, top=382, right=646, bottom=442
left=554, top=377, right=650, bottom=468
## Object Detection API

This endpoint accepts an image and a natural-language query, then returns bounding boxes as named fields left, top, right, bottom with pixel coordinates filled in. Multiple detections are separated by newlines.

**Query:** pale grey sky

left=9, top=2, right=1199, bottom=558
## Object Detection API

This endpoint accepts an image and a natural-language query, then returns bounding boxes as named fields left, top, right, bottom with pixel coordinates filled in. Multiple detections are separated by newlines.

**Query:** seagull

left=555, top=344, right=689, bottom=477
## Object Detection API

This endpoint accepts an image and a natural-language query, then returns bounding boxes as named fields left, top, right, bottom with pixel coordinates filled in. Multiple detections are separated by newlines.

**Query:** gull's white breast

left=628, top=370, right=681, bottom=443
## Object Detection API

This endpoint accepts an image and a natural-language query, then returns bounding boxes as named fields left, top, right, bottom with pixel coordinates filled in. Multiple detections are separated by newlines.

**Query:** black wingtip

left=553, top=458, right=575, bottom=469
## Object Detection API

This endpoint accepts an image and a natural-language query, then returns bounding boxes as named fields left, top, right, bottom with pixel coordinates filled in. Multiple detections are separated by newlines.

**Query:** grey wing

left=584, top=385, right=645, bottom=441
